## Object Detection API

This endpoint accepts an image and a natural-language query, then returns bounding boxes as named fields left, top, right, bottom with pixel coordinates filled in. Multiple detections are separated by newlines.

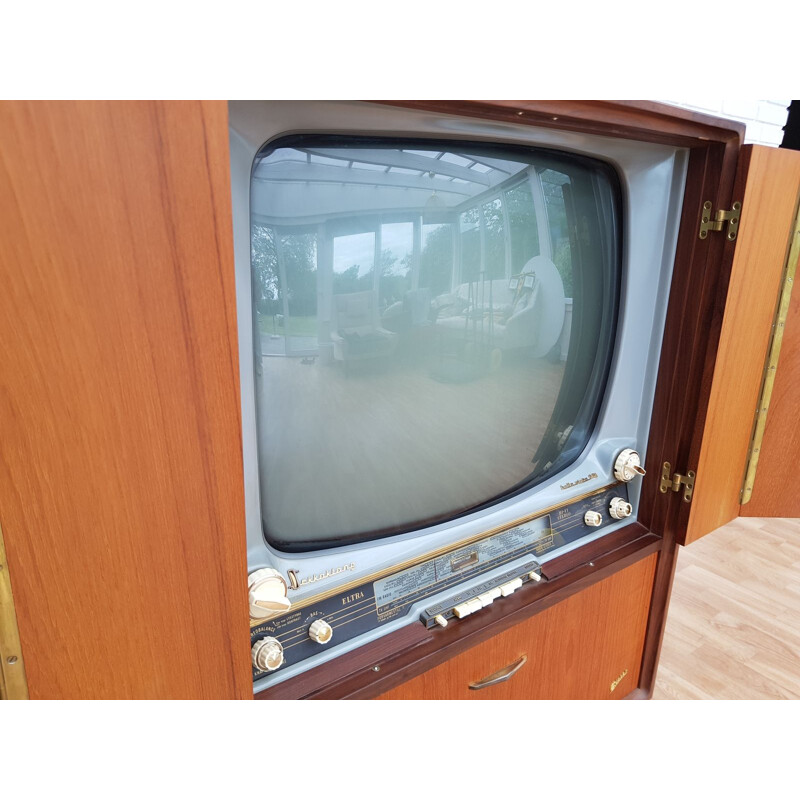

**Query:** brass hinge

left=660, top=462, right=695, bottom=503
left=699, top=200, right=742, bottom=241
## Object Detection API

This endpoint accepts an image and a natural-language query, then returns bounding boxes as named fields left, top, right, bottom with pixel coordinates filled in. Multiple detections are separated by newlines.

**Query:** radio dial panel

left=251, top=483, right=632, bottom=685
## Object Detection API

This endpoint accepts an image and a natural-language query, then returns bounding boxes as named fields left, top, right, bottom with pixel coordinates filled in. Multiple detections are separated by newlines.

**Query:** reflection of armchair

left=330, top=291, right=397, bottom=364
left=493, top=278, right=540, bottom=350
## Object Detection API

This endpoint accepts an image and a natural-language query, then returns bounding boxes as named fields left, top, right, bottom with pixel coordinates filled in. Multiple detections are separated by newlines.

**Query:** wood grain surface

left=685, top=146, right=800, bottom=542
left=740, top=189, right=800, bottom=517
left=0, top=101, right=252, bottom=698
left=654, top=516, right=800, bottom=699
left=378, top=553, right=657, bottom=700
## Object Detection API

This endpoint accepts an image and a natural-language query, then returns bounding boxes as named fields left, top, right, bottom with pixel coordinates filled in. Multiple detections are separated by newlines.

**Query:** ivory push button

left=453, top=601, right=473, bottom=619
left=477, top=588, right=501, bottom=607
left=453, top=597, right=484, bottom=618
left=499, top=577, right=523, bottom=597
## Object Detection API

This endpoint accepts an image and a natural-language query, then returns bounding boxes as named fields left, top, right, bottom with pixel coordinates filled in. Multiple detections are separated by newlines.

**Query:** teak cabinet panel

left=378, top=553, right=657, bottom=700
left=0, top=101, right=253, bottom=699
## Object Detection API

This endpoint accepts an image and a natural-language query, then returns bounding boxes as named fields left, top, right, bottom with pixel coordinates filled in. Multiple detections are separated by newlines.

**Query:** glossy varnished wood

left=0, top=101, right=252, bottom=699
left=378, top=553, right=657, bottom=700
left=380, top=101, right=744, bottom=149
left=686, top=146, right=800, bottom=540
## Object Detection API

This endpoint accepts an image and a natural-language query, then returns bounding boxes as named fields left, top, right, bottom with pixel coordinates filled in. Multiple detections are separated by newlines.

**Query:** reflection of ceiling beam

left=458, top=154, right=522, bottom=174
left=253, top=163, right=475, bottom=197
left=302, top=148, right=495, bottom=186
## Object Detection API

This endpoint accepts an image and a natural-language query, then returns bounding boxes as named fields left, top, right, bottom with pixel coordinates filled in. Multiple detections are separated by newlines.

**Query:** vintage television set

left=227, top=101, right=750, bottom=699
left=7, top=100, right=800, bottom=700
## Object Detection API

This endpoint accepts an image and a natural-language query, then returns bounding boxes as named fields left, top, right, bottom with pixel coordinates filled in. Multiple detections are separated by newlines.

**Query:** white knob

left=252, top=637, right=284, bottom=672
left=609, top=497, right=633, bottom=520
left=308, top=619, right=333, bottom=644
left=584, top=510, right=603, bottom=527
left=614, top=449, right=646, bottom=482
left=248, top=568, right=291, bottom=620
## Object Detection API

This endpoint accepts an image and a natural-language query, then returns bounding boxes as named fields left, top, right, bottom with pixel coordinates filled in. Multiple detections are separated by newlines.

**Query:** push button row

left=450, top=573, right=541, bottom=621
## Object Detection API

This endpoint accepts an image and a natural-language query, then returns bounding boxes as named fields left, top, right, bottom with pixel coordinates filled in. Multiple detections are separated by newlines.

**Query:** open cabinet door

left=680, top=145, right=800, bottom=545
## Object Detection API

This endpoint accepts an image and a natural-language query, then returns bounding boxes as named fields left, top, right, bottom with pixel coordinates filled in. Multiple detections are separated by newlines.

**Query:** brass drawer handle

left=468, top=654, right=528, bottom=690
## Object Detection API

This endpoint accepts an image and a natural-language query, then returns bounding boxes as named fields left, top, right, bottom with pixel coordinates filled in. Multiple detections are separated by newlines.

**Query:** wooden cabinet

left=378, top=554, right=657, bottom=700
left=2, top=101, right=799, bottom=700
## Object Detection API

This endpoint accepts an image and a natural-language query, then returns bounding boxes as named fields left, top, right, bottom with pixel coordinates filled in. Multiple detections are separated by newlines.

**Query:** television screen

left=251, top=138, right=621, bottom=550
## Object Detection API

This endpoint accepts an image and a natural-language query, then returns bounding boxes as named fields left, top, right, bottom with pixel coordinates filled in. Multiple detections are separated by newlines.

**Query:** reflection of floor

left=261, top=334, right=318, bottom=356
left=257, top=347, right=565, bottom=547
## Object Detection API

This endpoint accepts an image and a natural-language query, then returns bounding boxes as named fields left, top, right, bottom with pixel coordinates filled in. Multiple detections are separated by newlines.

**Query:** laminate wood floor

left=653, top=516, right=800, bottom=699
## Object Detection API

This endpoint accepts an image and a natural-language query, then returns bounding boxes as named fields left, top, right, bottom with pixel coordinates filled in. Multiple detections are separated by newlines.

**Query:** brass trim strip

left=741, top=195, right=800, bottom=504
left=251, top=481, right=620, bottom=626
left=0, top=521, right=29, bottom=700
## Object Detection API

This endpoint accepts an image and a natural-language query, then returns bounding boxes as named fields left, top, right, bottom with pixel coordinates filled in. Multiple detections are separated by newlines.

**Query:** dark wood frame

left=256, top=101, right=744, bottom=700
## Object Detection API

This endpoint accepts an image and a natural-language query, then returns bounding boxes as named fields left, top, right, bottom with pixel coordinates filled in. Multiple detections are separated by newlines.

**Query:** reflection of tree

left=252, top=225, right=280, bottom=315
left=505, top=181, right=539, bottom=271
left=333, top=265, right=370, bottom=294
left=482, top=199, right=505, bottom=279
left=378, top=248, right=409, bottom=307
left=460, top=208, right=481, bottom=282
left=251, top=225, right=317, bottom=315
left=420, top=225, right=453, bottom=295
left=541, top=171, right=574, bottom=296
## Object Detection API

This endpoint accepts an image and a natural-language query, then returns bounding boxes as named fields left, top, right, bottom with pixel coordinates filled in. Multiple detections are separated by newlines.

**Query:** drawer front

left=378, top=553, right=657, bottom=700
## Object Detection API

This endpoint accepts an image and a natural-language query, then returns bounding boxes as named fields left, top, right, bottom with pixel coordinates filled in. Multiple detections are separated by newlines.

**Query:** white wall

left=658, top=100, right=791, bottom=147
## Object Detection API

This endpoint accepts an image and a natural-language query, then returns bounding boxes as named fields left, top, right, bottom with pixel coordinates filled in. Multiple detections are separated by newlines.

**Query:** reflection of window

left=504, top=181, right=539, bottom=271
left=420, top=223, right=453, bottom=295
left=333, top=232, right=375, bottom=294
left=540, top=169, right=573, bottom=296
left=379, top=222, right=413, bottom=308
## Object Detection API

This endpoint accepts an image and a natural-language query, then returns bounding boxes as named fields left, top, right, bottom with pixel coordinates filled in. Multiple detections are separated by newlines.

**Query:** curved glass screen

left=251, top=137, right=621, bottom=550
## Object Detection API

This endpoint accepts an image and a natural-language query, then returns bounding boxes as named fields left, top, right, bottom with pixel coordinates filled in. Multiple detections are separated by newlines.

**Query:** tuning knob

left=248, top=568, right=291, bottom=620
left=609, top=497, right=633, bottom=520
left=584, top=510, right=603, bottom=527
left=614, top=449, right=646, bottom=482
left=252, top=637, right=284, bottom=672
left=308, top=619, right=333, bottom=644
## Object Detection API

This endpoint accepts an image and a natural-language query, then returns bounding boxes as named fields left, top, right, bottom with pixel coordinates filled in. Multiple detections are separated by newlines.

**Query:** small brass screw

left=7, top=656, right=18, bottom=665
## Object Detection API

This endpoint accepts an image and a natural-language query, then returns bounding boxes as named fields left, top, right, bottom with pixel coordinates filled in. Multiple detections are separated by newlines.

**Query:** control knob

left=308, top=619, right=333, bottom=644
left=248, top=568, right=291, bottom=620
left=614, top=449, right=646, bottom=482
left=609, top=497, right=633, bottom=520
left=584, top=510, right=603, bottom=527
left=251, top=637, right=284, bottom=672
